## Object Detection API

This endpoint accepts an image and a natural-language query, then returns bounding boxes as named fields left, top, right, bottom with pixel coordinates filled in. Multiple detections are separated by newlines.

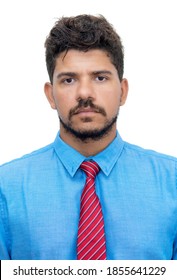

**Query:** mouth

left=74, top=107, right=100, bottom=115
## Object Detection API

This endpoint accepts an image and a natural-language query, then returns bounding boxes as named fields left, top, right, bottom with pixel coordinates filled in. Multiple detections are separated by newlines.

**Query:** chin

left=60, top=115, right=117, bottom=141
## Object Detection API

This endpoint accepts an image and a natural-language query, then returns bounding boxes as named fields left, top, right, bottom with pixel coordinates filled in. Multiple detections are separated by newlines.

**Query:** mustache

left=69, top=99, right=106, bottom=119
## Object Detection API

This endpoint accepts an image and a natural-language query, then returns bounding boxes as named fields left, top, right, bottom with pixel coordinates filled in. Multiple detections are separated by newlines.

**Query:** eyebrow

left=56, top=70, right=113, bottom=80
left=92, top=70, right=113, bottom=76
left=56, top=72, right=77, bottom=79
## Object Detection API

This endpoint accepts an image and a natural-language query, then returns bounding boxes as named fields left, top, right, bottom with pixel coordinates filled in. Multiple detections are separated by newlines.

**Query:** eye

left=95, top=76, right=107, bottom=82
left=63, top=77, right=75, bottom=84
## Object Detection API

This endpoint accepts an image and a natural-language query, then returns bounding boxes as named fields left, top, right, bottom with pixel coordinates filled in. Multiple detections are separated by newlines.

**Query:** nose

left=76, top=78, right=96, bottom=101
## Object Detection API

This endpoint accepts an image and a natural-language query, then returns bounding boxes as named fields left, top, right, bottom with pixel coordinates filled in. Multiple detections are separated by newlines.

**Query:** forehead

left=54, top=49, right=116, bottom=73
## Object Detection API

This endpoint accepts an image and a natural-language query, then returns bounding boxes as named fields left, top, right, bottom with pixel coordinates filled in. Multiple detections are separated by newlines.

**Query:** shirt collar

left=53, top=131, right=124, bottom=177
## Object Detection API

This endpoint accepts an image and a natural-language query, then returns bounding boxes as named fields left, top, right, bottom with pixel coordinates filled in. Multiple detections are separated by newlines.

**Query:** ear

left=44, top=82, right=57, bottom=110
left=120, top=78, right=129, bottom=106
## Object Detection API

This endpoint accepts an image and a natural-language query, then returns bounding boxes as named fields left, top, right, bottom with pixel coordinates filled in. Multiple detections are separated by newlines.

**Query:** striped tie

left=77, top=160, right=106, bottom=260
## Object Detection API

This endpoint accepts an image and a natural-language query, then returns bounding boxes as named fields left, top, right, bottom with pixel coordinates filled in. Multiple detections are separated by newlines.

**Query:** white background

left=0, top=0, right=177, bottom=164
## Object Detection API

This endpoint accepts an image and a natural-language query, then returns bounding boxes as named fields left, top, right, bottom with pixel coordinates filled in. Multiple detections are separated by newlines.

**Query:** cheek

left=57, top=103, right=70, bottom=118
left=102, top=91, right=121, bottom=115
left=54, top=94, right=75, bottom=118
left=108, top=100, right=120, bottom=116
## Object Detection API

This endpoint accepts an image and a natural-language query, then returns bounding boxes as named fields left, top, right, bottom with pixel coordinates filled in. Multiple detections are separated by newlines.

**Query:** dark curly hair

left=44, top=14, right=124, bottom=83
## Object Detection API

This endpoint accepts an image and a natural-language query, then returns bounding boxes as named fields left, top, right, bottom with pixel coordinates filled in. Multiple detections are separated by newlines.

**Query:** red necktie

left=77, top=160, right=106, bottom=260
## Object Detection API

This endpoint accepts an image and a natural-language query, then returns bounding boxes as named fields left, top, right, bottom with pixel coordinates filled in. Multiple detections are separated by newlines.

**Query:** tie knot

left=80, top=161, right=100, bottom=178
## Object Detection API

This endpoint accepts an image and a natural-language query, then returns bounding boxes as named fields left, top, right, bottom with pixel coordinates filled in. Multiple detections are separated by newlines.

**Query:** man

left=0, top=14, right=177, bottom=260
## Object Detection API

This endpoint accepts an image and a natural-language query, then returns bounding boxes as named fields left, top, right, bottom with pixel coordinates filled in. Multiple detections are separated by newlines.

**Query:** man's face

left=45, top=49, right=128, bottom=141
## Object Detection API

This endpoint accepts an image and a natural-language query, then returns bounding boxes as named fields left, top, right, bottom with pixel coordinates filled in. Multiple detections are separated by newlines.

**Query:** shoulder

left=121, top=142, right=177, bottom=185
left=123, top=141, right=177, bottom=164
left=0, top=143, right=55, bottom=175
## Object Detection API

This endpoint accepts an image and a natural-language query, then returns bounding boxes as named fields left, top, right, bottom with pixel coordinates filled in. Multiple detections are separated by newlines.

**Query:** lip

left=74, top=107, right=99, bottom=115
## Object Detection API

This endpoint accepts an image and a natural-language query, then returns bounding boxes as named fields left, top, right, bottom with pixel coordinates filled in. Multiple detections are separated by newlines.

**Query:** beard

left=58, top=98, right=118, bottom=142
left=59, top=115, right=118, bottom=142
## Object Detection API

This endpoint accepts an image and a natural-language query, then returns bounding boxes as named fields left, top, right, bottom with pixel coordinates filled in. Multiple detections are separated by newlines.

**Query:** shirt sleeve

left=0, top=219, right=10, bottom=259
left=0, top=187, right=10, bottom=260
left=172, top=232, right=177, bottom=259
left=172, top=161, right=177, bottom=260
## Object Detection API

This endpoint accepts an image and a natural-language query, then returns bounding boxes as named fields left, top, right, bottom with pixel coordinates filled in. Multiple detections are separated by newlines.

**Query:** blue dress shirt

left=0, top=131, right=177, bottom=260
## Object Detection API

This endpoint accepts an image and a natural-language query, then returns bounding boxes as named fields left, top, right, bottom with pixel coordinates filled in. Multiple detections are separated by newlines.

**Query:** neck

left=59, top=126, right=117, bottom=157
